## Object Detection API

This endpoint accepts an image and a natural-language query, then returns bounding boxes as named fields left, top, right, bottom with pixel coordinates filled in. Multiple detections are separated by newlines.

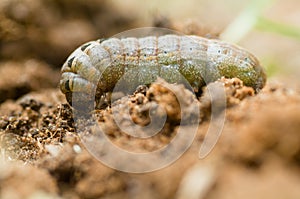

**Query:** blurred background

left=0, top=0, right=300, bottom=102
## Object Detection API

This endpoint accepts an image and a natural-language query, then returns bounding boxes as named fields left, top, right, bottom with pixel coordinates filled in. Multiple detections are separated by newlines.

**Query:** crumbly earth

left=1, top=0, right=300, bottom=199
left=1, top=77, right=300, bottom=199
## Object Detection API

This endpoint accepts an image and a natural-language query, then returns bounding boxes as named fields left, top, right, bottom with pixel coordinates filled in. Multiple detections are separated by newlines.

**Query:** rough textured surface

left=0, top=0, right=300, bottom=198
left=1, top=78, right=300, bottom=199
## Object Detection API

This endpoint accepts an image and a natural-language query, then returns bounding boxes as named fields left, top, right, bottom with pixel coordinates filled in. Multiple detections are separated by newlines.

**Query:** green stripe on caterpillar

left=60, top=34, right=266, bottom=108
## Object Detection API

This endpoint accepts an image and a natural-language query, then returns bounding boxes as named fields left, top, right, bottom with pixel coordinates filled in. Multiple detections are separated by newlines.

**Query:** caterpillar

left=60, top=34, right=266, bottom=108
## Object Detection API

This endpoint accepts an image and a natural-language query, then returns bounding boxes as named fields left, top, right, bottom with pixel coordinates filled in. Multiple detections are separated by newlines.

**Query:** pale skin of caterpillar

left=60, top=34, right=266, bottom=108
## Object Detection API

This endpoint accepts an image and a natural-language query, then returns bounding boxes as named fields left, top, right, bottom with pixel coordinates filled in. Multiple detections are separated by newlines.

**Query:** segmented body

left=60, top=34, right=266, bottom=107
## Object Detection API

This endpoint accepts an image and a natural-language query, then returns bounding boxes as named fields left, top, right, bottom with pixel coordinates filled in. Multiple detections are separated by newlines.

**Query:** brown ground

left=1, top=0, right=300, bottom=199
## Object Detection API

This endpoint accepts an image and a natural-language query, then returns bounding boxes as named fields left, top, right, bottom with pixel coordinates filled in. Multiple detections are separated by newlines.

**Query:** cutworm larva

left=60, top=35, right=266, bottom=108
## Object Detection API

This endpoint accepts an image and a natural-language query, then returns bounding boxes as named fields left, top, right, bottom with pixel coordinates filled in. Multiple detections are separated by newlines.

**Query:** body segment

left=60, top=34, right=266, bottom=107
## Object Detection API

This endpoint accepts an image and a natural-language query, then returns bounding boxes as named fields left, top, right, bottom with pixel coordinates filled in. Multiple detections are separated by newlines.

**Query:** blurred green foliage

left=221, top=0, right=300, bottom=42
left=256, top=17, right=300, bottom=41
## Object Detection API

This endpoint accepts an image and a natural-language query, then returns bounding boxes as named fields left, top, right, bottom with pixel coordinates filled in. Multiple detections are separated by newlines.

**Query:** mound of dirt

left=1, top=77, right=300, bottom=199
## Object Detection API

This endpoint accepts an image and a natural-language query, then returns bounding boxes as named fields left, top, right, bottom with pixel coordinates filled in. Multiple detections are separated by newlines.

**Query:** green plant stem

left=256, top=17, right=300, bottom=40
left=220, top=0, right=276, bottom=43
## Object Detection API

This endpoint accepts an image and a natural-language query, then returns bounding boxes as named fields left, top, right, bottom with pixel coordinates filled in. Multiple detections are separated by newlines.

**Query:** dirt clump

left=0, top=0, right=137, bottom=66
left=0, top=162, right=58, bottom=199
left=1, top=77, right=300, bottom=198
left=0, top=60, right=60, bottom=103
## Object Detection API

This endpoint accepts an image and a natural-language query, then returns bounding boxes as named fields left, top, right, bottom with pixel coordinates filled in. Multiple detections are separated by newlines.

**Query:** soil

left=1, top=0, right=300, bottom=199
